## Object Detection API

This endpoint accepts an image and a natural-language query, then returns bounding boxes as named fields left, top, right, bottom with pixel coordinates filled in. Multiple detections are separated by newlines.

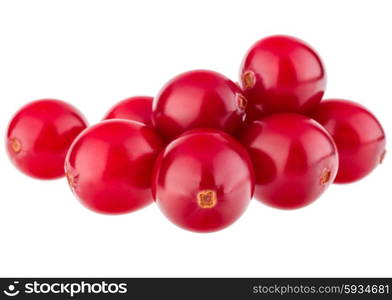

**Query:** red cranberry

left=152, top=70, right=247, bottom=140
left=310, top=99, right=386, bottom=183
left=240, top=35, right=326, bottom=118
left=103, top=96, right=153, bottom=126
left=240, top=113, right=338, bottom=209
left=152, top=129, right=254, bottom=232
left=6, top=99, right=88, bottom=179
left=65, top=120, right=164, bottom=214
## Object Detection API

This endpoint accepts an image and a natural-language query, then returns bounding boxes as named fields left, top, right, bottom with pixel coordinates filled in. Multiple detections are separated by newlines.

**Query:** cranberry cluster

left=6, top=35, right=386, bottom=232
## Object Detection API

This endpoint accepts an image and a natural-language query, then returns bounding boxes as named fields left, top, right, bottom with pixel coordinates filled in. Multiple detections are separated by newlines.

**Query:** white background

left=0, top=0, right=391, bottom=277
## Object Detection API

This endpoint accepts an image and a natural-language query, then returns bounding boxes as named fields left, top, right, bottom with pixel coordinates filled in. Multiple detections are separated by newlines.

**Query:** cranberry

left=310, top=99, right=386, bottom=183
left=65, top=120, right=164, bottom=214
left=103, top=96, right=153, bottom=126
left=152, top=129, right=254, bottom=232
left=240, top=113, right=338, bottom=209
left=6, top=99, right=88, bottom=179
left=240, top=35, right=326, bottom=118
left=152, top=70, right=247, bottom=140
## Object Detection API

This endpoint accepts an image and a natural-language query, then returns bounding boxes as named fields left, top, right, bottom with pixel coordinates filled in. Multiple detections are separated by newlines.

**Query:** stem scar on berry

left=197, top=190, right=217, bottom=209
left=10, top=138, right=22, bottom=153
left=236, top=94, right=248, bottom=111
left=242, top=70, right=256, bottom=89
left=66, top=170, right=78, bottom=191
left=320, top=168, right=332, bottom=185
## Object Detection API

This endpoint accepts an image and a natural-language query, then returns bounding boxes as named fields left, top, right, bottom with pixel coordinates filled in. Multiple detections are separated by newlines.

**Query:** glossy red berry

left=240, top=35, right=326, bottom=118
left=240, top=113, right=338, bottom=209
left=65, top=120, right=164, bottom=214
left=152, top=70, right=247, bottom=140
left=153, top=129, right=254, bottom=232
left=103, top=96, right=153, bottom=126
left=310, top=99, right=386, bottom=183
left=6, top=99, right=88, bottom=179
